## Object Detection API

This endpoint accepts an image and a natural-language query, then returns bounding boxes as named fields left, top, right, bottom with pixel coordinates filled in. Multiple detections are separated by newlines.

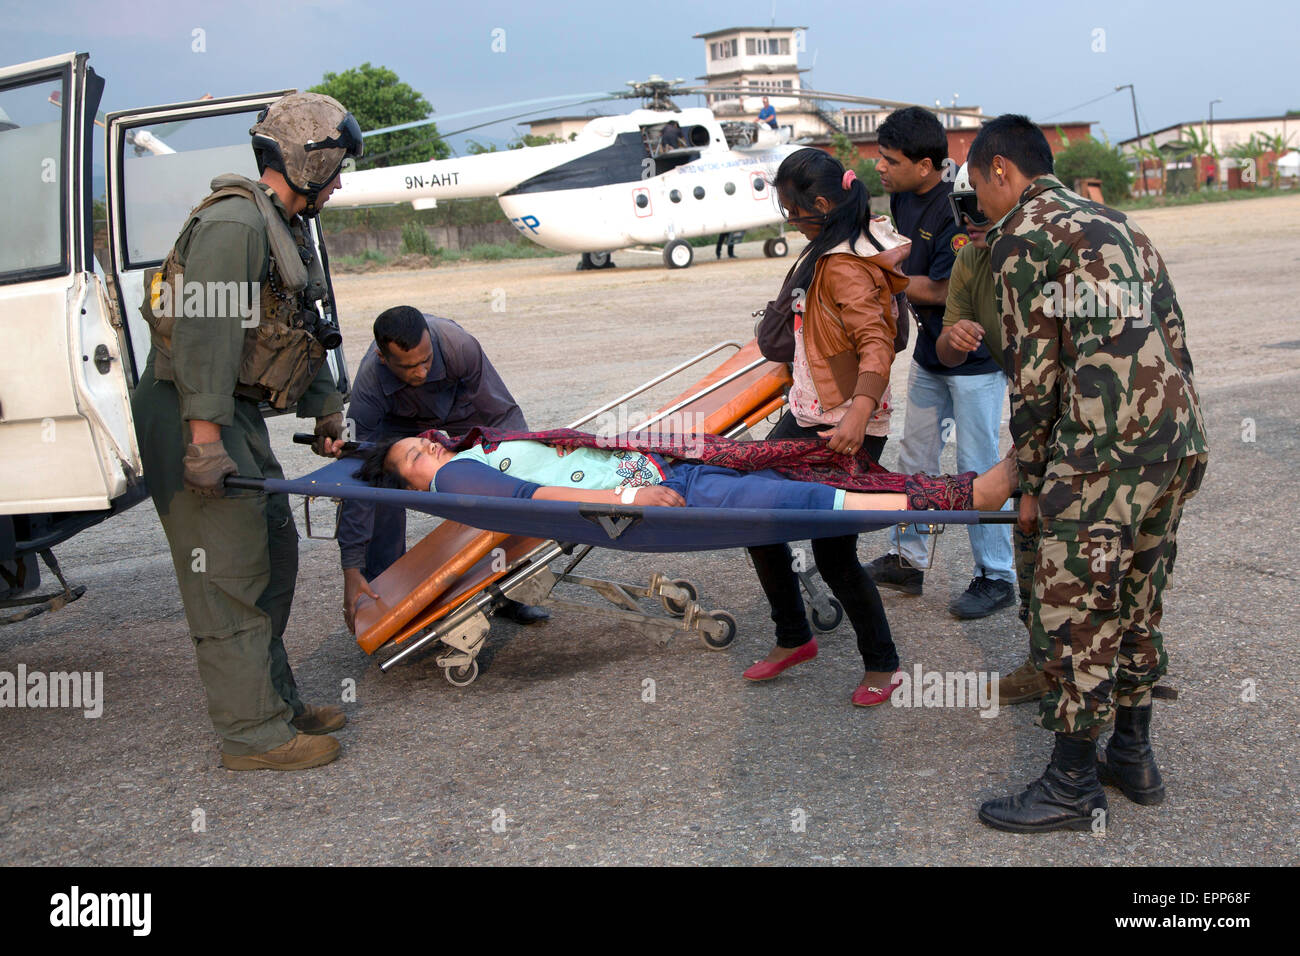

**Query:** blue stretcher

left=228, top=455, right=1003, bottom=554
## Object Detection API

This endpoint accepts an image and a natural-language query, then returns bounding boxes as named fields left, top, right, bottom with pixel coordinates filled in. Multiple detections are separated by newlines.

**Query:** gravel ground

left=1, top=194, right=1297, bottom=865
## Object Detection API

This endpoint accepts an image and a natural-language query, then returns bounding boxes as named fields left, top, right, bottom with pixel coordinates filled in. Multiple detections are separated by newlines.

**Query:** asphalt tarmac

left=1, top=198, right=1297, bottom=865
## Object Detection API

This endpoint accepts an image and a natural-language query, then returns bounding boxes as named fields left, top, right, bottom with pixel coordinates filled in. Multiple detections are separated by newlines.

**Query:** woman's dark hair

left=774, top=147, right=880, bottom=276
left=353, top=436, right=406, bottom=489
left=373, top=305, right=429, bottom=356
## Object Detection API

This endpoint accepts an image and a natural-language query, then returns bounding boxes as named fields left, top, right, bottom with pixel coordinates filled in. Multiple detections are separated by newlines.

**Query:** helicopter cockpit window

left=0, top=72, right=67, bottom=283
left=119, top=109, right=262, bottom=270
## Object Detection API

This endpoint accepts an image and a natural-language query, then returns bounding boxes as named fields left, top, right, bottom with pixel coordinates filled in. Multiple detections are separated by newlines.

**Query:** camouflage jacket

left=989, top=175, right=1208, bottom=495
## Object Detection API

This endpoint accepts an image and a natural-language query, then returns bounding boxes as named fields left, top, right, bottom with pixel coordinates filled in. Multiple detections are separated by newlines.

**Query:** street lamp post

left=1208, top=98, right=1223, bottom=190
left=1117, top=83, right=1149, bottom=193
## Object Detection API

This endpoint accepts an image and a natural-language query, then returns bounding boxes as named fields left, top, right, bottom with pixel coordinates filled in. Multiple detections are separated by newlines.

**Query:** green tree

left=1130, top=141, right=1166, bottom=196
left=1052, top=136, right=1133, bottom=203
left=1255, top=130, right=1296, bottom=185
left=1227, top=134, right=1267, bottom=188
left=511, top=133, right=562, bottom=149
left=1170, top=125, right=1215, bottom=190
left=829, top=132, right=883, bottom=196
left=309, top=63, right=446, bottom=168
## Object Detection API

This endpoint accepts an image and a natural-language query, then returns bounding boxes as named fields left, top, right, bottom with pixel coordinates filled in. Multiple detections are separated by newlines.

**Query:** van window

left=0, top=71, right=67, bottom=282
left=119, top=109, right=262, bottom=269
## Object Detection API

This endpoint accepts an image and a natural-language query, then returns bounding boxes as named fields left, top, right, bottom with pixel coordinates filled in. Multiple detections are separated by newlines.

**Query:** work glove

left=313, top=411, right=345, bottom=457
left=183, top=441, right=238, bottom=498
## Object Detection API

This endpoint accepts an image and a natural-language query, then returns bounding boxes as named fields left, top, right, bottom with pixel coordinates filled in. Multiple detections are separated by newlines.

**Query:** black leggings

left=746, top=413, right=898, bottom=672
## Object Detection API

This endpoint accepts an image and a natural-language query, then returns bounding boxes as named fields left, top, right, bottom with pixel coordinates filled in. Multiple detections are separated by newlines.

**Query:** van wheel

left=663, top=240, right=694, bottom=269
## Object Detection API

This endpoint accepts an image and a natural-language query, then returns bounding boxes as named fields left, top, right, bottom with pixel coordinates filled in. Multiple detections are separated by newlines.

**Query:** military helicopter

left=328, top=78, right=973, bottom=270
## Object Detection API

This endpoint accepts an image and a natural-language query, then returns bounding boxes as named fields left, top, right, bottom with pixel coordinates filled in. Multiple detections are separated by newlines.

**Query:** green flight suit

left=942, top=242, right=1037, bottom=623
left=132, top=187, right=343, bottom=756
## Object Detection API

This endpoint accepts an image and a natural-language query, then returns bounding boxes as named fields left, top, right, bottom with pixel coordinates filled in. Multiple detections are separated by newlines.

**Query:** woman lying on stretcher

left=357, top=426, right=1017, bottom=514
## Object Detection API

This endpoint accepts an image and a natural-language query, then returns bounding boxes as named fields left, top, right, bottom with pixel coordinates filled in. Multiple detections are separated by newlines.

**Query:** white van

left=0, top=52, right=348, bottom=620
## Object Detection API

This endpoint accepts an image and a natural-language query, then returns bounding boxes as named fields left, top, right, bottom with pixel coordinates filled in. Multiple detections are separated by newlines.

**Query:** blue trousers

left=660, top=463, right=839, bottom=510
left=890, top=362, right=1013, bottom=581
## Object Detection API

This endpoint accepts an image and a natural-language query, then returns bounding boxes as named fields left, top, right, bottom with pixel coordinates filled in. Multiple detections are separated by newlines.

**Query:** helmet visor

left=948, top=191, right=988, bottom=229
left=305, top=112, right=365, bottom=160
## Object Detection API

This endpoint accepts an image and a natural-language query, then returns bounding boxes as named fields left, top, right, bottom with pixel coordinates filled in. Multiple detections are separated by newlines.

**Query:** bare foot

left=972, top=456, right=1017, bottom=511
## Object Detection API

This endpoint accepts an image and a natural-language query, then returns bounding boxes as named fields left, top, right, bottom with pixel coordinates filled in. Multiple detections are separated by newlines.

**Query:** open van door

left=0, top=52, right=144, bottom=617
left=104, top=88, right=351, bottom=402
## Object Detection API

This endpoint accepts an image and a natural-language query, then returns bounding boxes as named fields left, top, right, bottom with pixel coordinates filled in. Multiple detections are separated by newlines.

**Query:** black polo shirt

left=891, top=181, right=1000, bottom=376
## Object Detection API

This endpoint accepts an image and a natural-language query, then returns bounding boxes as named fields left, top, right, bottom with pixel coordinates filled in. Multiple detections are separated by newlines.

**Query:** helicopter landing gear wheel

left=663, top=239, right=694, bottom=269
left=763, top=237, right=789, bottom=258
left=700, top=610, right=737, bottom=650
left=579, top=251, right=613, bottom=270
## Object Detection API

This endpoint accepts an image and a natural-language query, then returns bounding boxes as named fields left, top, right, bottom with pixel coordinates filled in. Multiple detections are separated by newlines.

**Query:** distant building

left=811, top=121, right=1095, bottom=170
left=521, top=114, right=609, bottom=141
left=526, top=25, right=1093, bottom=166
left=693, top=25, right=808, bottom=135
left=1119, top=114, right=1298, bottom=191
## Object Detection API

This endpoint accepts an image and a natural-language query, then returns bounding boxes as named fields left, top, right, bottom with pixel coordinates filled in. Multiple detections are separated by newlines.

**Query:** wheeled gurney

left=232, top=340, right=1012, bottom=686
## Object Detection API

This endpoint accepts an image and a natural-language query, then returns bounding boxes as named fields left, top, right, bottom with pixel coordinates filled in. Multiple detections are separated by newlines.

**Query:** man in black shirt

left=867, top=107, right=1014, bottom=619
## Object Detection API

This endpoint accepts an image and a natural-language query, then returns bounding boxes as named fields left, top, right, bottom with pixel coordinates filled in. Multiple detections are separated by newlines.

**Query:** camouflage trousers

left=1030, top=453, right=1208, bottom=735
left=1015, top=524, right=1037, bottom=628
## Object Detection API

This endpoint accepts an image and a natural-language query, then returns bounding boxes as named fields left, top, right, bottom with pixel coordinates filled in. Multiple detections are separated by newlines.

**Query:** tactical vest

left=140, top=174, right=328, bottom=411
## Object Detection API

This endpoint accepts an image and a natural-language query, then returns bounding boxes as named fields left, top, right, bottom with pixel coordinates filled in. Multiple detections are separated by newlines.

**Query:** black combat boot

left=978, top=732, right=1108, bottom=833
left=1097, top=705, right=1165, bottom=805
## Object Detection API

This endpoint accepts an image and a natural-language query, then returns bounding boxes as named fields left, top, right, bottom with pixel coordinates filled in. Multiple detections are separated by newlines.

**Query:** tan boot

left=221, top=732, right=340, bottom=771
left=994, top=657, right=1048, bottom=705
left=291, top=703, right=346, bottom=735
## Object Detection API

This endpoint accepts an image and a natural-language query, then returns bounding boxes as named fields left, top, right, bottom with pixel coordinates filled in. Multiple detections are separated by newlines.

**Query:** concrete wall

left=323, top=221, right=522, bottom=258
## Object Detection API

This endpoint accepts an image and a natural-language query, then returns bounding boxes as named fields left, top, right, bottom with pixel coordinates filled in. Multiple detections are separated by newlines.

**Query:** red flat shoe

left=851, top=672, right=904, bottom=707
left=742, top=639, right=818, bottom=681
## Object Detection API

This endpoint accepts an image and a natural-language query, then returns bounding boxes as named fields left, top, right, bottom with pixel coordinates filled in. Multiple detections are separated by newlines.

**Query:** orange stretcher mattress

left=353, top=339, right=791, bottom=655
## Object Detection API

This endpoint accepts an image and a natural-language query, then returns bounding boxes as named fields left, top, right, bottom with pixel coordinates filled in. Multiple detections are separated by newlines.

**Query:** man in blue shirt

left=757, top=97, right=778, bottom=130
left=325, top=305, right=547, bottom=631
left=867, top=107, right=1015, bottom=619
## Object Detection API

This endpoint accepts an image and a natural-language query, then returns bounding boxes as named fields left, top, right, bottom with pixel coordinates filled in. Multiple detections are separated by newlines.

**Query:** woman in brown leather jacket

left=744, top=148, right=914, bottom=707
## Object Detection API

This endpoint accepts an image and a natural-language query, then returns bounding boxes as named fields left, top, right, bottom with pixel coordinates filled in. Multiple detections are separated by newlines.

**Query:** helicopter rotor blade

left=363, top=92, right=621, bottom=138
left=676, top=85, right=976, bottom=119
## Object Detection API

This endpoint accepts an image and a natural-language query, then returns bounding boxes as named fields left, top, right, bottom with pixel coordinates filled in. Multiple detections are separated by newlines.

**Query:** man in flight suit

left=132, top=91, right=362, bottom=771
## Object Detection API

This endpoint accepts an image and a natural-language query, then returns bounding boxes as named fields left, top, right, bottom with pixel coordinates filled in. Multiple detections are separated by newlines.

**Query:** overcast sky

left=3, top=0, right=1296, bottom=153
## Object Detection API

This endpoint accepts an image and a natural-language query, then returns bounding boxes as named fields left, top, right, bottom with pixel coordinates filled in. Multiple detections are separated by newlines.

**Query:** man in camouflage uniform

left=132, top=92, right=362, bottom=771
left=964, top=115, right=1209, bottom=832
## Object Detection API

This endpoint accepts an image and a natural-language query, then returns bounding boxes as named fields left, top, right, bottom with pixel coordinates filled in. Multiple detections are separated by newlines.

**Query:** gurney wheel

left=701, top=610, right=737, bottom=650
left=810, top=599, right=843, bottom=633
left=444, top=660, right=479, bottom=687
left=660, top=578, right=698, bottom=617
